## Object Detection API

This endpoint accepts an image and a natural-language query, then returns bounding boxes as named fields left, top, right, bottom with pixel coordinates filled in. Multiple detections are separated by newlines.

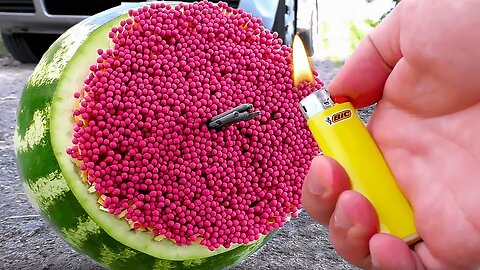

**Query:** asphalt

left=0, top=55, right=360, bottom=270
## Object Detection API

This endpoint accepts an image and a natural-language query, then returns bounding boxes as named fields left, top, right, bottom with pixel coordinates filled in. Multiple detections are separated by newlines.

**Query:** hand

left=302, top=1, right=480, bottom=269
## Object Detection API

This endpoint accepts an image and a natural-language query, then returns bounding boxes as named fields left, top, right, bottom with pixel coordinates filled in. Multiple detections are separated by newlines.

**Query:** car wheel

left=272, top=0, right=296, bottom=47
left=1, top=33, right=59, bottom=63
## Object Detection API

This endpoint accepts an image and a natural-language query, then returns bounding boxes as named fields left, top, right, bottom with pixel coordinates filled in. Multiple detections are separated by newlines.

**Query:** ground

left=0, top=54, right=363, bottom=270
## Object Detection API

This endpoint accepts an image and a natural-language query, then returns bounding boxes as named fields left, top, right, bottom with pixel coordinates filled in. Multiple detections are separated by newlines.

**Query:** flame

left=292, top=35, right=314, bottom=87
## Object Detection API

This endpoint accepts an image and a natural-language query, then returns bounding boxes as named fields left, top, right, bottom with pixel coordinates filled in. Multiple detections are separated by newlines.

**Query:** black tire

left=272, top=0, right=287, bottom=44
left=272, top=0, right=316, bottom=56
left=272, top=0, right=296, bottom=47
left=1, top=32, right=59, bottom=63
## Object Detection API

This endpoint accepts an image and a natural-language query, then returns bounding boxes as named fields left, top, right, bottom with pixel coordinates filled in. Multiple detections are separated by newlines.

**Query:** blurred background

left=316, top=0, right=398, bottom=62
left=0, top=0, right=399, bottom=64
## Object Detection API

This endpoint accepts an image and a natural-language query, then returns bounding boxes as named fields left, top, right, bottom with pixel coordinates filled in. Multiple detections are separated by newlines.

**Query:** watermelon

left=14, top=1, right=319, bottom=269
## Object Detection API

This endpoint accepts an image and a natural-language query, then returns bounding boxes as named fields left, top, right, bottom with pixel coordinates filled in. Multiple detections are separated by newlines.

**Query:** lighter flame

left=292, top=35, right=314, bottom=87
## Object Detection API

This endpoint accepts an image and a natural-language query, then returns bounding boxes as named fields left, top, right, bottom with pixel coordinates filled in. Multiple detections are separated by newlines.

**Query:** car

left=0, top=0, right=318, bottom=63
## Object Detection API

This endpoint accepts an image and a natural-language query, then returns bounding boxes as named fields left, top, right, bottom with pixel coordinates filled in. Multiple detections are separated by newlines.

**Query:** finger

left=328, top=3, right=404, bottom=108
left=369, top=233, right=423, bottom=270
left=329, top=190, right=379, bottom=269
left=302, top=155, right=350, bottom=226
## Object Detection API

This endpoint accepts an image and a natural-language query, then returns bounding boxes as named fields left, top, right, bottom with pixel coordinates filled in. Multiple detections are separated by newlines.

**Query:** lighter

left=292, top=35, right=419, bottom=244
left=299, top=90, right=419, bottom=243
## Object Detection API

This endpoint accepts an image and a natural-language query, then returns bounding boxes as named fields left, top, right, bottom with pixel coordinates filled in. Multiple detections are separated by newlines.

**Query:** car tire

left=272, top=0, right=295, bottom=47
left=1, top=33, right=59, bottom=63
left=272, top=0, right=317, bottom=56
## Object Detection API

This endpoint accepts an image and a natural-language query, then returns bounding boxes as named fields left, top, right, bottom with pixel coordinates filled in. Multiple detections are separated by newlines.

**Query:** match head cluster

left=67, top=1, right=322, bottom=250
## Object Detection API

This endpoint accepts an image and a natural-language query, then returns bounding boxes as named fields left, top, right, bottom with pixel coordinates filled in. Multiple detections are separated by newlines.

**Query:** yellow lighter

left=292, top=36, right=419, bottom=244
left=299, top=90, right=418, bottom=243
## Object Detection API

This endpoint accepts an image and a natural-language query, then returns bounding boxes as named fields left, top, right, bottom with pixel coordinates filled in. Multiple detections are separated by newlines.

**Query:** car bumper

left=0, top=0, right=256, bottom=34
left=0, top=0, right=86, bottom=33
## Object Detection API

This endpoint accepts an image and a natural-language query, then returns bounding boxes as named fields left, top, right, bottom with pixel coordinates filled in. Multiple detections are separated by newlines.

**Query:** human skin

left=302, top=0, right=480, bottom=269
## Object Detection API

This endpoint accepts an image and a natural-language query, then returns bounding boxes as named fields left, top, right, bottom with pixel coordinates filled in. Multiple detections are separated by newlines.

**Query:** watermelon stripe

left=24, top=170, right=68, bottom=210
left=15, top=104, right=50, bottom=152
left=15, top=101, right=60, bottom=180
left=16, top=144, right=59, bottom=183
left=45, top=192, right=91, bottom=230
left=62, top=216, right=102, bottom=249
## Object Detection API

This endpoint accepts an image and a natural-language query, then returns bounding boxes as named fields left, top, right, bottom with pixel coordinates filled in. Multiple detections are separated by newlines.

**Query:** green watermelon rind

left=15, top=3, right=272, bottom=270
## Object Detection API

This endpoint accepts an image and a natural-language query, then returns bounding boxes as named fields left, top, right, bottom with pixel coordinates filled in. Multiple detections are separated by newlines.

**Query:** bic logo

left=325, top=109, right=352, bottom=125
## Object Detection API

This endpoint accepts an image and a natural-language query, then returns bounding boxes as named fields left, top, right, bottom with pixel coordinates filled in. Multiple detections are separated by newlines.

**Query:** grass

left=316, top=19, right=373, bottom=64
left=0, top=38, right=6, bottom=58
left=314, top=0, right=397, bottom=62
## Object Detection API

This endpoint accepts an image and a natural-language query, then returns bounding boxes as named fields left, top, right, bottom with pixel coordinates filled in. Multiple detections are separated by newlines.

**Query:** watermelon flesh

left=15, top=1, right=321, bottom=269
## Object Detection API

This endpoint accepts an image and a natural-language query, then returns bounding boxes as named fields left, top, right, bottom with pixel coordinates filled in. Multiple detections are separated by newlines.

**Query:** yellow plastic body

left=307, top=102, right=418, bottom=243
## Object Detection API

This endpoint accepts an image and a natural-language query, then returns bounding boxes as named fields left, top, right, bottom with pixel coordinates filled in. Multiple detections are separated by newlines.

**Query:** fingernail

left=333, top=204, right=352, bottom=231
left=307, top=177, right=324, bottom=195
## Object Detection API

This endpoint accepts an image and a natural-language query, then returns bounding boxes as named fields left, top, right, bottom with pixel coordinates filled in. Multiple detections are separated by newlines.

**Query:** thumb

left=328, top=3, right=404, bottom=108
